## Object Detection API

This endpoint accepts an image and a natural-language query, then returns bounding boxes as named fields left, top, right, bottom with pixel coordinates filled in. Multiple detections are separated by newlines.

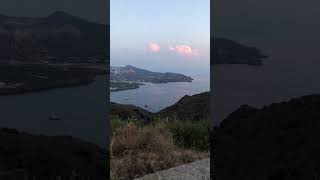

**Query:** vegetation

left=166, top=120, right=210, bottom=151
left=110, top=116, right=209, bottom=180
left=0, top=128, right=108, bottom=180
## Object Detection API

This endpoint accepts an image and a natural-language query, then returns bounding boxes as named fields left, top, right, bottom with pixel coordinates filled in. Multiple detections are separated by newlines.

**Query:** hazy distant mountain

left=0, top=11, right=109, bottom=62
left=111, top=65, right=193, bottom=83
left=212, top=38, right=267, bottom=65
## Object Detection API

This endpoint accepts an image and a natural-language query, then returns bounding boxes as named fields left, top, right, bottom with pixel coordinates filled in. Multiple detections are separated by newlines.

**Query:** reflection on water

left=111, top=76, right=210, bottom=113
left=0, top=76, right=108, bottom=147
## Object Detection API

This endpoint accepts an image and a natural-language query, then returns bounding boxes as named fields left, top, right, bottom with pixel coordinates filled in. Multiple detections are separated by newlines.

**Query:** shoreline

left=0, top=79, right=94, bottom=96
left=110, top=80, right=194, bottom=93
left=0, top=63, right=107, bottom=96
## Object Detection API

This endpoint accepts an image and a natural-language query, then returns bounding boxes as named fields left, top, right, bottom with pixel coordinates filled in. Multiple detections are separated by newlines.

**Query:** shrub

left=167, top=120, right=210, bottom=151
left=110, top=116, right=144, bottom=137
left=110, top=116, right=128, bottom=137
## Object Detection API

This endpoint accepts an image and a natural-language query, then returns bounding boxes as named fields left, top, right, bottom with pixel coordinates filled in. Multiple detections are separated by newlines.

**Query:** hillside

left=111, top=65, right=193, bottom=83
left=158, top=92, right=210, bottom=121
left=111, top=92, right=210, bottom=122
left=0, top=11, right=109, bottom=63
left=0, top=11, right=109, bottom=95
left=110, top=102, right=153, bottom=122
left=214, top=94, right=320, bottom=180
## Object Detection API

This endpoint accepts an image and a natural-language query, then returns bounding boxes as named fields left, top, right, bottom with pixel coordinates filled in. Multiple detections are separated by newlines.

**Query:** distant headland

left=110, top=65, right=193, bottom=92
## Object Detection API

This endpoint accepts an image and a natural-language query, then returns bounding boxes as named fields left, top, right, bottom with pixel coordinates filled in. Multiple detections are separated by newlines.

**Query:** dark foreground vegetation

left=110, top=92, right=210, bottom=180
left=110, top=117, right=209, bottom=180
left=214, top=94, right=320, bottom=180
left=0, top=128, right=108, bottom=180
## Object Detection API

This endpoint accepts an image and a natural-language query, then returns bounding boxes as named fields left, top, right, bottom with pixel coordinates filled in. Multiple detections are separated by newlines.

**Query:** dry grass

left=110, top=122, right=208, bottom=180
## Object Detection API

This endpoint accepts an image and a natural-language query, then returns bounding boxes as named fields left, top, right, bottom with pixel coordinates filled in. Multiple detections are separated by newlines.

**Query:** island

left=110, top=65, right=193, bottom=92
left=0, top=11, right=109, bottom=95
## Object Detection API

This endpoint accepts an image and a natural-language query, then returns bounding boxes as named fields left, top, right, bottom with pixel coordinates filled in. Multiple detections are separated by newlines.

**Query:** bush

left=110, top=116, right=144, bottom=137
left=110, top=116, right=128, bottom=137
left=167, top=120, right=210, bottom=151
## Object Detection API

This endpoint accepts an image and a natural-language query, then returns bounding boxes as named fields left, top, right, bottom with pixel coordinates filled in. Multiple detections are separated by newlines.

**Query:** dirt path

left=134, top=158, right=210, bottom=180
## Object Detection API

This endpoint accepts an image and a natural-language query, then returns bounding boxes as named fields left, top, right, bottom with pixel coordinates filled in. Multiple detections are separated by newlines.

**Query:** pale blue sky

left=111, top=0, right=210, bottom=76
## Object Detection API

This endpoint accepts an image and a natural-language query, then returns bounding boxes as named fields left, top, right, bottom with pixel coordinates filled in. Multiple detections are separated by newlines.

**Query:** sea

left=212, top=42, right=320, bottom=125
left=0, top=76, right=108, bottom=147
left=111, top=74, right=210, bottom=113
left=0, top=73, right=210, bottom=147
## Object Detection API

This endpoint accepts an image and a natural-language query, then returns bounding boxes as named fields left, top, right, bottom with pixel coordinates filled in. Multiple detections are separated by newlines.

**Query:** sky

left=0, top=0, right=108, bottom=24
left=111, top=0, right=210, bottom=76
left=213, top=0, right=320, bottom=47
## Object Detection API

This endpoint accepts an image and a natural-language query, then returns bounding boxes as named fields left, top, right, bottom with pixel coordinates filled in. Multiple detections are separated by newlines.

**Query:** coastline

left=110, top=79, right=194, bottom=92
left=0, top=79, right=94, bottom=96
left=0, top=63, right=107, bottom=95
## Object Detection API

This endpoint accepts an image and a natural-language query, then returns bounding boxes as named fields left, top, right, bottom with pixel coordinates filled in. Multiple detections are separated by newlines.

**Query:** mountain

left=0, top=11, right=109, bottom=95
left=212, top=38, right=268, bottom=65
left=214, top=94, right=320, bottom=180
left=111, top=65, right=193, bottom=83
left=111, top=92, right=210, bottom=122
left=0, top=128, right=108, bottom=179
left=0, top=11, right=109, bottom=62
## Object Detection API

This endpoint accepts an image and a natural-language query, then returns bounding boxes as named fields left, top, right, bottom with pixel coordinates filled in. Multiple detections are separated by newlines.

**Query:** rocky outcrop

left=214, top=94, right=320, bottom=180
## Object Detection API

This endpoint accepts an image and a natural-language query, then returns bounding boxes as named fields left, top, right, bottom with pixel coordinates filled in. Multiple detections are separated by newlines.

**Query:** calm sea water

left=212, top=44, right=320, bottom=125
left=0, top=76, right=108, bottom=147
left=111, top=75, right=210, bottom=113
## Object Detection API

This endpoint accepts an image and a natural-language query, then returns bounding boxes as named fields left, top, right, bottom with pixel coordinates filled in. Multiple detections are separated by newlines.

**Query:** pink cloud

left=148, top=42, right=161, bottom=52
left=169, top=44, right=199, bottom=56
